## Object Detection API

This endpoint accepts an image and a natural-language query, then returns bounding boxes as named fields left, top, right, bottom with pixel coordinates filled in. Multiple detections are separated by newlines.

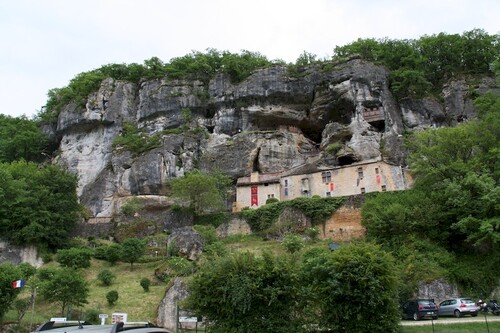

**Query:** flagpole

left=30, top=287, right=37, bottom=332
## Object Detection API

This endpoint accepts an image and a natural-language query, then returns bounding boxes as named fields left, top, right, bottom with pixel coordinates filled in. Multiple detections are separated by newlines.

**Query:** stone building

left=234, top=159, right=411, bottom=211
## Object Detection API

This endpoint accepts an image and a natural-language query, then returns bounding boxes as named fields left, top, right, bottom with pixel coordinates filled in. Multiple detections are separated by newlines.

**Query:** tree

left=120, top=238, right=146, bottom=270
left=170, top=169, right=232, bottom=215
left=0, top=161, right=82, bottom=250
left=97, top=269, right=116, bottom=287
left=186, top=251, right=301, bottom=333
left=0, top=115, right=49, bottom=163
left=105, top=243, right=123, bottom=265
left=38, top=267, right=89, bottom=316
left=106, top=290, right=119, bottom=306
left=56, top=247, right=93, bottom=269
left=0, top=263, right=24, bottom=320
left=140, top=278, right=151, bottom=292
left=299, top=242, right=400, bottom=332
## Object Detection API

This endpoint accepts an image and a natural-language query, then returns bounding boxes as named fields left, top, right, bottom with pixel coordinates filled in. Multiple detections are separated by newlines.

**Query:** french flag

left=12, top=279, right=25, bottom=288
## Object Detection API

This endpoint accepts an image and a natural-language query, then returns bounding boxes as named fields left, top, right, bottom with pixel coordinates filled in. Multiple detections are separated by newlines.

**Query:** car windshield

left=461, top=299, right=474, bottom=304
left=418, top=300, right=434, bottom=306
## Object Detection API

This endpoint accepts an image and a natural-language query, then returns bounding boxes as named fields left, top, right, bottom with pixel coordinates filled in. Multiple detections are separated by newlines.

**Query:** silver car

left=438, top=298, right=479, bottom=318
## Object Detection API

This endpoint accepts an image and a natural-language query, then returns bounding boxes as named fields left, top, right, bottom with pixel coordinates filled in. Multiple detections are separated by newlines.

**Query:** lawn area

left=4, top=258, right=169, bottom=325
left=400, top=320, right=500, bottom=333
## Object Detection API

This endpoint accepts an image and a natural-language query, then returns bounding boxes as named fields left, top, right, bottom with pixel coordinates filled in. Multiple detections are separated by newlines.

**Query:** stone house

left=234, top=159, right=411, bottom=211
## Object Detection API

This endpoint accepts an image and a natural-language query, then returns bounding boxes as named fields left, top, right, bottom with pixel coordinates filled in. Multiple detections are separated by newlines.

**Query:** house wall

left=281, top=161, right=406, bottom=200
left=234, top=161, right=409, bottom=212
left=235, top=182, right=281, bottom=210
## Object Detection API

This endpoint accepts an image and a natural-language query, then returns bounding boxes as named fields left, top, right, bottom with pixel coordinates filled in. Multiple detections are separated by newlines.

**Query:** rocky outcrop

left=166, top=227, right=204, bottom=261
left=216, top=217, right=252, bottom=238
left=0, top=241, right=43, bottom=267
left=157, top=278, right=190, bottom=330
left=49, top=59, right=491, bottom=221
left=417, top=279, right=460, bottom=304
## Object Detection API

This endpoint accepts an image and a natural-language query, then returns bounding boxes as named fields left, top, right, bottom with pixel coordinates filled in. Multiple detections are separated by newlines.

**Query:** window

left=360, top=187, right=366, bottom=194
left=326, top=192, right=331, bottom=197
left=301, top=178, right=310, bottom=195
left=357, top=167, right=364, bottom=179
left=284, top=179, right=288, bottom=187
left=381, top=185, right=387, bottom=192
left=375, top=167, right=379, bottom=174
left=321, top=171, right=332, bottom=183
left=267, top=194, right=274, bottom=199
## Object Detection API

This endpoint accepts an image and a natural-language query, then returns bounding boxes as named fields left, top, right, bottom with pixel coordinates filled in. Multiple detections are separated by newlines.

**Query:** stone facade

left=234, top=160, right=409, bottom=211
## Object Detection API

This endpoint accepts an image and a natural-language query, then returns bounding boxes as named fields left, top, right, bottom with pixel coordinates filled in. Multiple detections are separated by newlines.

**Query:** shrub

left=167, top=257, right=195, bottom=276
left=204, top=241, right=228, bottom=259
left=193, top=224, right=218, bottom=245
left=282, top=234, right=304, bottom=254
left=120, top=196, right=142, bottom=217
left=106, top=290, right=119, bottom=306
left=266, top=197, right=279, bottom=204
left=140, top=278, right=151, bottom=292
left=84, top=308, right=100, bottom=324
left=304, top=227, right=320, bottom=241
left=97, top=269, right=116, bottom=286
left=56, top=247, right=93, bottom=269
left=105, top=244, right=123, bottom=265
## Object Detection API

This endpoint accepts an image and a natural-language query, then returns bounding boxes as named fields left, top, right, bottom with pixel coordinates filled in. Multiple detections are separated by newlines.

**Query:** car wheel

left=454, top=310, right=462, bottom=318
left=413, top=312, right=420, bottom=321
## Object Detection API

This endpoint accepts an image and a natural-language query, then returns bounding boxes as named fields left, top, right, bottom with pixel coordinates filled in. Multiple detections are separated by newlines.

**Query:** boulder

left=216, top=217, right=252, bottom=237
left=166, top=227, right=204, bottom=261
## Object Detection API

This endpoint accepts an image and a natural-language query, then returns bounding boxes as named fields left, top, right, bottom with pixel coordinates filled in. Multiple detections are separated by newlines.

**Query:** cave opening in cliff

left=337, top=155, right=356, bottom=166
left=252, top=147, right=261, bottom=173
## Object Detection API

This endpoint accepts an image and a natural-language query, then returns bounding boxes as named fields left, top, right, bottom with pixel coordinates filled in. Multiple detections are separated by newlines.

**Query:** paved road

left=401, top=315, right=500, bottom=326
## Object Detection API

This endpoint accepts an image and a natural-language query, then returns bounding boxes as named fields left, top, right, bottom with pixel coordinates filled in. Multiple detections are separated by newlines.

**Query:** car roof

left=32, top=321, right=171, bottom=333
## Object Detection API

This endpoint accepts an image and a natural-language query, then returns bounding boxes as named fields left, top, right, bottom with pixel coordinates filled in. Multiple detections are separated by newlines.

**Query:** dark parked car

left=438, top=298, right=479, bottom=317
left=402, top=299, right=439, bottom=321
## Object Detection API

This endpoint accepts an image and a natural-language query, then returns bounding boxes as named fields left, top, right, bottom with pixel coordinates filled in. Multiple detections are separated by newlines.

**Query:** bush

left=97, top=269, right=116, bottom=286
left=105, top=244, right=123, bottom=265
left=84, top=308, right=100, bottom=324
left=140, top=278, right=151, bottom=292
left=56, top=247, right=93, bottom=269
left=204, top=241, right=228, bottom=259
left=106, top=290, right=119, bottom=306
left=193, top=224, right=218, bottom=245
left=304, top=227, right=320, bottom=241
left=282, top=234, right=304, bottom=254
left=120, top=196, right=143, bottom=217
left=266, top=197, right=279, bottom=204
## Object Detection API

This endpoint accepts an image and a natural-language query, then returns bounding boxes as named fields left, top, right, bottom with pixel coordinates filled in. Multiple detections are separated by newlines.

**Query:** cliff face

left=50, top=59, right=492, bottom=219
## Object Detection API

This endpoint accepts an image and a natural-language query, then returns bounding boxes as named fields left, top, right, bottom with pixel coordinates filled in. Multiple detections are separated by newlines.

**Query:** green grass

left=400, top=321, right=500, bottom=333
left=4, top=236, right=329, bottom=326
left=4, top=259, right=168, bottom=324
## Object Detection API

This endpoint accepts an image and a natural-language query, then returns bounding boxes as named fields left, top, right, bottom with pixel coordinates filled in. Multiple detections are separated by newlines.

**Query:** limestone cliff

left=48, top=58, right=493, bottom=223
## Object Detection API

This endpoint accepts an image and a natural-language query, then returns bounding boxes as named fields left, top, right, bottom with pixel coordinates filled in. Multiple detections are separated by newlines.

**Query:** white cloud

left=0, top=0, right=498, bottom=118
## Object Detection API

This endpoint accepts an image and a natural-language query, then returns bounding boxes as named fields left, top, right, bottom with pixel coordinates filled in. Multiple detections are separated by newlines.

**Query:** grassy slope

left=5, top=235, right=294, bottom=324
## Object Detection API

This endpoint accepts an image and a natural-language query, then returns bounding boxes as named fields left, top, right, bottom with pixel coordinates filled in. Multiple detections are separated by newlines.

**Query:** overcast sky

left=0, top=0, right=498, bottom=118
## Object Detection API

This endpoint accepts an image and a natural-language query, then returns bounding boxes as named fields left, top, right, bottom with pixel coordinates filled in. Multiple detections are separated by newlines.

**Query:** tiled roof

left=236, top=172, right=281, bottom=185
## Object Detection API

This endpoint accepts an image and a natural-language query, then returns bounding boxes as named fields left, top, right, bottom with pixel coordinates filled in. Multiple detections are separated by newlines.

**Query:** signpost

left=179, top=317, right=197, bottom=323
left=99, top=314, right=108, bottom=325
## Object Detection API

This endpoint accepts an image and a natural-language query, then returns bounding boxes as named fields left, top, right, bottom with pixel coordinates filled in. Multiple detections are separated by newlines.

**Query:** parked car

left=402, top=299, right=439, bottom=321
left=438, top=298, right=480, bottom=317
left=32, top=320, right=172, bottom=333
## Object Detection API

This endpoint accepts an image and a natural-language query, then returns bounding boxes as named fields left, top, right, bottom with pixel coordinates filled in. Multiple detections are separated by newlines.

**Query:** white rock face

left=57, top=126, right=118, bottom=197
left=0, top=241, right=43, bottom=267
